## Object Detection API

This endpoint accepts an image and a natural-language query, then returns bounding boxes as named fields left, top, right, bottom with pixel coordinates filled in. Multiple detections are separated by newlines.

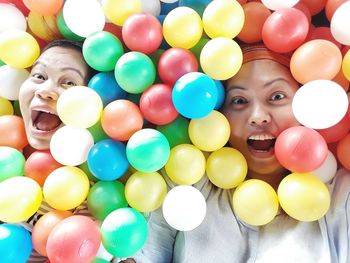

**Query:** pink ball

left=275, top=126, right=328, bottom=173
left=122, top=13, right=162, bottom=54
left=46, top=215, right=101, bottom=263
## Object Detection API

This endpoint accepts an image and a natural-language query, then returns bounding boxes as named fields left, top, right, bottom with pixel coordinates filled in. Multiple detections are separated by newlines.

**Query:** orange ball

left=325, top=0, right=347, bottom=21
left=337, top=133, right=350, bottom=170
left=237, top=2, right=271, bottom=43
left=0, top=115, right=28, bottom=150
left=332, top=69, right=349, bottom=92
left=101, top=99, right=144, bottom=141
left=32, top=210, right=73, bottom=256
left=23, top=0, right=63, bottom=16
left=290, top=40, right=342, bottom=84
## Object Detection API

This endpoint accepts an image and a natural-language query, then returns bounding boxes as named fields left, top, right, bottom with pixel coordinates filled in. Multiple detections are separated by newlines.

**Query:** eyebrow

left=226, top=78, right=289, bottom=91
left=32, top=61, right=85, bottom=79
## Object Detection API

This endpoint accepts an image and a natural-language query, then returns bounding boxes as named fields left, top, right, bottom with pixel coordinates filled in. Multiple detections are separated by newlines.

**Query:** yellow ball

left=165, top=144, right=206, bottom=185
left=28, top=12, right=61, bottom=42
left=43, top=166, right=90, bottom=210
left=200, top=37, right=243, bottom=80
left=189, top=110, right=230, bottom=152
left=102, top=0, right=141, bottom=26
left=202, top=0, right=245, bottom=39
left=125, top=171, right=167, bottom=212
left=163, top=7, right=203, bottom=49
left=278, top=173, right=330, bottom=221
left=342, top=49, right=350, bottom=81
left=0, top=176, right=42, bottom=223
left=0, top=30, right=40, bottom=69
left=206, top=147, right=247, bottom=189
left=57, top=86, right=103, bottom=128
left=0, top=96, right=14, bottom=116
left=232, top=179, right=279, bottom=226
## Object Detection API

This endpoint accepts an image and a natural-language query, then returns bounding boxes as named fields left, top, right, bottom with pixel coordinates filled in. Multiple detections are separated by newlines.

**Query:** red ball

left=25, top=150, right=63, bottom=186
left=316, top=115, right=350, bottom=143
left=122, top=13, right=162, bottom=54
left=262, top=8, right=309, bottom=53
left=275, top=126, right=328, bottom=173
left=140, top=84, right=178, bottom=125
left=306, top=26, right=342, bottom=49
left=46, top=215, right=101, bottom=263
left=158, top=48, right=198, bottom=86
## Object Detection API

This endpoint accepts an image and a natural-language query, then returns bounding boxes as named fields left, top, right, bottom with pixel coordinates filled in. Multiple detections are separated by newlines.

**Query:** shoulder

left=327, top=168, right=350, bottom=211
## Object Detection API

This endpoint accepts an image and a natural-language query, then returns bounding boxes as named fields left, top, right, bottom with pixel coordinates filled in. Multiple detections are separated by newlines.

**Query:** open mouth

left=247, top=134, right=276, bottom=153
left=31, top=110, right=62, bottom=132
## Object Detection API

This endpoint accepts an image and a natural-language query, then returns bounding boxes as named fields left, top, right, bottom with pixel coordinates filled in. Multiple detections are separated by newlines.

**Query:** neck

left=247, top=169, right=290, bottom=190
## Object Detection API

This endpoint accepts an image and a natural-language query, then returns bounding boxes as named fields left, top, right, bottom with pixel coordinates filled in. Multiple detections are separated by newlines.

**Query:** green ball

left=126, top=128, right=170, bottom=172
left=91, top=258, right=110, bottom=263
left=157, top=116, right=191, bottom=148
left=79, top=161, right=99, bottom=182
left=0, top=59, right=5, bottom=66
left=83, top=31, right=124, bottom=72
left=13, top=100, right=21, bottom=117
left=87, top=181, right=128, bottom=220
left=88, top=121, right=109, bottom=143
left=56, top=11, right=85, bottom=42
left=101, top=207, right=148, bottom=258
left=115, top=52, right=156, bottom=94
left=0, top=147, right=25, bottom=182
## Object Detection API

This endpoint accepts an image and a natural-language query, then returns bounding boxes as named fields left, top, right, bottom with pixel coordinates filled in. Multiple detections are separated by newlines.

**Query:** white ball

left=141, top=0, right=161, bottom=16
left=63, top=0, right=105, bottom=37
left=261, top=0, right=299, bottom=10
left=160, top=0, right=179, bottom=3
left=162, top=185, right=206, bottom=231
left=331, top=1, right=350, bottom=45
left=50, top=126, right=94, bottom=166
left=0, top=4, right=27, bottom=33
left=292, top=80, right=348, bottom=129
left=311, top=151, right=337, bottom=183
left=0, top=65, right=29, bottom=100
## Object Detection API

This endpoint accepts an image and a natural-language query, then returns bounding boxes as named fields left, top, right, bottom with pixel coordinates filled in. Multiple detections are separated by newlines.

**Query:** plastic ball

left=0, top=224, right=32, bottom=262
left=140, top=84, right=179, bottom=125
left=114, top=51, right=156, bottom=94
left=300, top=0, right=326, bottom=16
left=325, top=0, right=346, bottom=21
left=0, top=176, right=42, bottom=223
left=43, top=166, right=90, bottom=210
left=162, top=185, right=206, bottom=231
left=156, top=116, right=191, bottom=148
left=337, top=133, right=350, bottom=170
left=232, top=179, right=278, bottom=226
left=330, top=1, right=350, bottom=45
left=0, top=30, right=40, bottom=69
left=83, top=31, right=124, bottom=72
left=125, top=171, right=167, bottom=212
left=202, top=0, right=244, bottom=39
left=140, top=0, right=161, bottom=16
left=57, top=86, right=103, bottom=129
left=306, top=26, right=342, bottom=49
left=46, top=216, right=101, bottom=263
left=290, top=40, right=342, bottom=84
left=261, top=0, right=299, bottom=10
left=0, top=65, right=29, bottom=100
left=32, top=210, right=73, bottom=256
left=0, top=115, right=28, bottom=150
left=87, top=181, right=128, bottom=220
left=206, top=147, right=248, bottom=189
left=275, top=126, right=328, bottom=173
left=0, top=146, right=25, bottom=182
left=102, top=0, right=141, bottom=26
left=172, top=72, right=217, bottom=119
left=189, top=110, right=230, bottom=152
left=0, top=96, right=14, bottom=116
left=262, top=8, right=309, bottom=53
left=292, top=80, right=348, bottom=129
left=200, top=37, right=243, bottom=80
left=0, top=3, right=27, bottom=33
left=158, top=48, right=198, bottom=86
left=56, top=11, right=85, bottom=42
left=63, top=0, right=105, bottom=37
left=87, top=139, right=129, bottom=181
left=27, top=12, right=62, bottom=42
left=316, top=114, right=350, bottom=143
left=342, top=49, right=350, bottom=82
left=165, top=144, right=206, bottom=185
left=101, top=99, right=143, bottom=141
left=311, top=150, right=337, bottom=183
left=278, top=173, right=330, bottom=221
left=163, top=6, right=203, bottom=49
left=24, top=150, right=62, bottom=186
left=101, top=208, right=148, bottom=257
left=88, top=72, right=127, bottom=107
left=23, top=0, right=63, bottom=15
left=126, top=128, right=170, bottom=172
left=178, top=0, right=212, bottom=17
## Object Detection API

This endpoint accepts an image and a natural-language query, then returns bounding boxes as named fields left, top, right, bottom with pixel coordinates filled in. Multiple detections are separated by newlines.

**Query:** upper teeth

left=249, top=134, right=275, bottom=140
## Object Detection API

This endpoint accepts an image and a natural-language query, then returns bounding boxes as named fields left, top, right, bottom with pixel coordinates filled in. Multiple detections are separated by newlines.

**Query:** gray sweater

left=130, top=168, right=350, bottom=263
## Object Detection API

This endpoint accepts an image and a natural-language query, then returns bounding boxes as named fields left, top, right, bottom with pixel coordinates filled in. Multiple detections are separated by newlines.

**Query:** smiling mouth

left=31, top=110, right=62, bottom=132
left=247, top=135, right=276, bottom=153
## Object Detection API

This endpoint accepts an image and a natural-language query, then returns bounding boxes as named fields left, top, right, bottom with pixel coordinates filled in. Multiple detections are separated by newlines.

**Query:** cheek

left=18, top=83, right=34, bottom=117
left=274, top=108, right=300, bottom=130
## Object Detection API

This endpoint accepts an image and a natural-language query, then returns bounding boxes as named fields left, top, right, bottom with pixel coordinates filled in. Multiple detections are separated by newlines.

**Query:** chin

left=28, top=137, right=51, bottom=150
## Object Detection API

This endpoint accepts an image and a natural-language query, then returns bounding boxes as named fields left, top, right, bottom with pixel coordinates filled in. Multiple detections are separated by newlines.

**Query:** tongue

left=248, top=139, right=274, bottom=151
left=34, top=112, right=62, bottom=131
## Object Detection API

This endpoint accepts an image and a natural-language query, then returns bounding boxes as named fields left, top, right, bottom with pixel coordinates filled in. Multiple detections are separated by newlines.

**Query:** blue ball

left=172, top=72, right=218, bottom=119
left=179, top=0, right=212, bottom=17
left=88, top=139, right=129, bottom=181
left=214, top=80, right=225, bottom=110
left=160, top=1, right=179, bottom=15
left=88, top=72, right=127, bottom=107
left=0, top=224, right=32, bottom=263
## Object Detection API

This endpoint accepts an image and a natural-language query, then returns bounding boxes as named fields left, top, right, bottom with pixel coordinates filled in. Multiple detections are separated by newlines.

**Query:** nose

left=35, top=83, right=59, bottom=101
left=249, top=104, right=271, bottom=126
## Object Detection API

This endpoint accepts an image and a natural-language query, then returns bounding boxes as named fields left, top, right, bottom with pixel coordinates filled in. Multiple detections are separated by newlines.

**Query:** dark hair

left=42, top=39, right=97, bottom=81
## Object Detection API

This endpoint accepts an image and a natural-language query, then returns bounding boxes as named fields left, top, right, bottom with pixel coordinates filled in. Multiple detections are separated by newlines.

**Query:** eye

left=62, top=80, right=77, bottom=87
left=270, top=92, right=286, bottom=101
left=32, top=73, right=46, bottom=80
left=231, top=96, right=248, bottom=105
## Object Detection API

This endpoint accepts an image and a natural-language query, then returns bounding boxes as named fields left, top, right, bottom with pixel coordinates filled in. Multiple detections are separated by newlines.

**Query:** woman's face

left=19, top=46, right=89, bottom=150
left=221, top=59, right=300, bottom=177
